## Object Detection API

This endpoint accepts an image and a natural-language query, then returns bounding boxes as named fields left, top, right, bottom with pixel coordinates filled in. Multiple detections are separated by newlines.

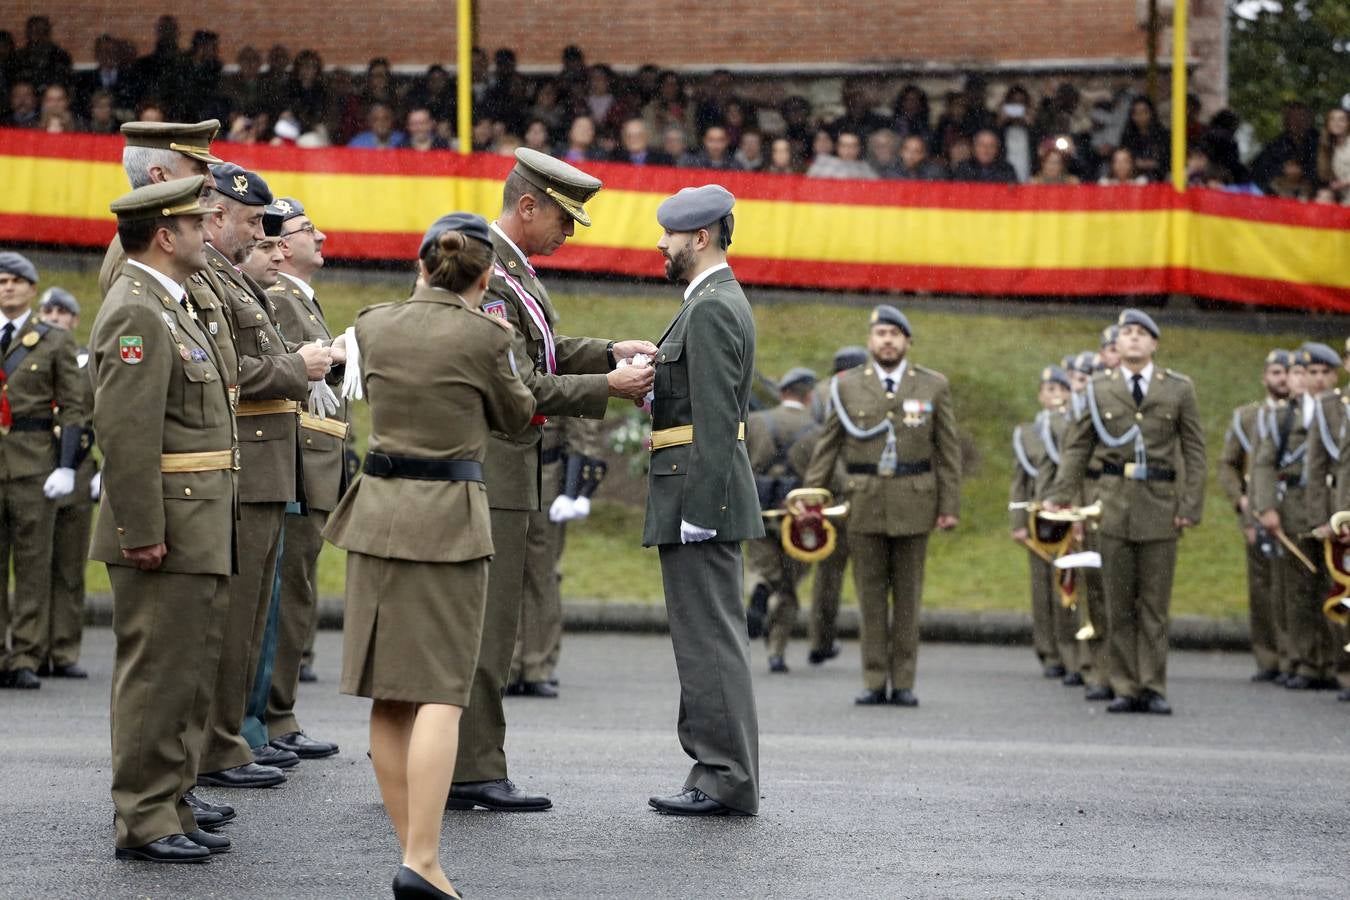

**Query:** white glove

left=340, top=326, right=363, bottom=400
left=680, top=519, right=717, bottom=544
left=308, top=379, right=339, bottom=419
left=90, top=471, right=102, bottom=501
left=548, top=494, right=576, bottom=523
left=43, top=467, right=76, bottom=499
left=571, top=496, right=591, bottom=520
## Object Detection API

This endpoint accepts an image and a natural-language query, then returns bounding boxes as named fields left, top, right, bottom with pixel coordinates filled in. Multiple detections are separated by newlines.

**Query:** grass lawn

left=54, top=262, right=1317, bottom=620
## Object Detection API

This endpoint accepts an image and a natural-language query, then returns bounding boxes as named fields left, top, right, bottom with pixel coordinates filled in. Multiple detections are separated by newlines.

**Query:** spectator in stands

left=528, top=81, right=568, bottom=142
left=694, top=68, right=738, bottom=132
left=10, top=16, right=72, bottom=92
left=349, top=102, right=406, bottom=149
left=780, top=95, right=815, bottom=153
left=324, top=69, right=365, bottom=145
left=663, top=124, right=692, bottom=165
left=612, top=118, right=674, bottom=166
left=557, top=115, right=601, bottom=162
left=947, top=135, right=973, bottom=170
left=959, top=74, right=998, bottom=135
left=221, top=46, right=264, bottom=120
left=735, top=130, right=766, bottom=172
left=76, top=34, right=134, bottom=116
left=765, top=137, right=802, bottom=175
left=807, top=130, right=877, bottom=180
left=585, top=64, right=619, bottom=126
left=1098, top=147, right=1148, bottom=185
left=1200, top=109, right=1248, bottom=184
left=1268, top=158, right=1315, bottom=201
left=1315, top=106, right=1350, bottom=203
left=892, top=134, right=948, bottom=180
left=481, top=48, right=517, bottom=120
left=595, top=122, right=620, bottom=159
left=407, top=64, right=455, bottom=124
left=0, top=30, right=14, bottom=91
left=1119, top=95, right=1169, bottom=181
left=362, top=57, right=397, bottom=112
left=226, top=110, right=272, bottom=144
left=560, top=44, right=588, bottom=94
left=181, top=30, right=226, bottom=122
left=496, top=133, right=522, bottom=156
left=998, top=85, right=1034, bottom=183
left=1030, top=147, right=1079, bottom=185
left=932, top=91, right=972, bottom=161
left=892, top=84, right=932, bottom=144
left=952, top=129, right=1017, bottom=183
left=258, top=45, right=293, bottom=112
left=682, top=124, right=741, bottom=170
left=523, top=119, right=552, bottom=153
left=469, top=46, right=490, bottom=104
left=8, top=81, right=37, bottom=127
left=135, top=100, right=165, bottom=122
left=867, top=129, right=902, bottom=178
left=1314, top=187, right=1338, bottom=204
left=38, top=83, right=77, bottom=132
left=405, top=107, right=449, bottom=151
left=835, top=76, right=890, bottom=139
left=128, top=16, right=183, bottom=113
left=722, top=99, right=752, bottom=150
left=284, top=50, right=328, bottom=133
left=810, top=127, right=835, bottom=163
left=471, top=114, right=495, bottom=152
left=85, top=89, right=120, bottom=134
left=643, top=71, right=691, bottom=140
left=1084, top=86, right=1131, bottom=178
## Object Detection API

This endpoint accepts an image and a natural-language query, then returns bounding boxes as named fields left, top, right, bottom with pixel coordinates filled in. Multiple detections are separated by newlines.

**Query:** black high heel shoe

left=392, top=865, right=464, bottom=899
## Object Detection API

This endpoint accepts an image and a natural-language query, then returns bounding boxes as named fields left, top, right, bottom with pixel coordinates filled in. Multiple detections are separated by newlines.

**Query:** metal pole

left=457, top=0, right=472, bottom=154
left=1171, top=0, right=1188, bottom=191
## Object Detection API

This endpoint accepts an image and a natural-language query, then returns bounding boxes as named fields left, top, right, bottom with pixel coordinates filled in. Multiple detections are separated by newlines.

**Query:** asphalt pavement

left=2, top=630, right=1347, bottom=899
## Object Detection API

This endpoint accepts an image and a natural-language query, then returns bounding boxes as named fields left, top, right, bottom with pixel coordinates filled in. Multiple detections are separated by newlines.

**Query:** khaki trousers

left=1078, top=529, right=1110, bottom=689
left=1028, top=551, right=1059, bottom=666
left=747, top=536, right=806, bottom=658
left=267, top=508, right=326, bottom=738
left=48, top=497, right=94, bottom=667
left=850, top=532, right=928, bottom=692
left=511, top=508, right=564, bottom=685
left=1273, top=536, right=1327, bottom=680
left=808, top=523, right=848, bottom=654
left=1244, top=537, right=1279, bottom=673
left=109, top=567, right=229, bottom=847
left=202, top=502, right=285, bottom=772
left=1099, top=535, right=1177, bottom=698
left=0, top=475, right=56, bottom=671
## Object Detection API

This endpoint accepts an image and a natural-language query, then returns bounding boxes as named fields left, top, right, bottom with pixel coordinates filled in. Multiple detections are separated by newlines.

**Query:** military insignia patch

left=274, top=199, right=293, bottom=214
left=190, top=348, right=209, bottom=362
left=208, top=321, right=219, bottom=335
left=232, top=174, right=249, bottom=196
left=119, top=335, right=144, bottom=364
left=21, top=330, right=40, bottom=348
left=483, top=300, right=508, bottom=320
left=76, top=350, right=89, bottom=368
left=162, top=310, right=178, bottom=334
left=179, top=345, right=191, bottom=360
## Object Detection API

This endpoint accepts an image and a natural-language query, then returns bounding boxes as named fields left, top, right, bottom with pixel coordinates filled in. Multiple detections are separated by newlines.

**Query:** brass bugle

left=763, top=503, right=849, bottom=520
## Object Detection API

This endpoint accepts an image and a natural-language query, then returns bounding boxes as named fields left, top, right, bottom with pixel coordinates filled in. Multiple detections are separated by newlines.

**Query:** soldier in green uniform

left=1329, top=338, right=1350, bottom=702
left=805, top=305, right=962, bottom=707
left=1048, top=310, right=1206, bottom=715
left=264, top=197, right=345, bottom=754
left=745, top=367, right=818, bottom=672
left=93, top=177, right=235, bottom=862
left=1098, top=325, right=1121, bottom=372
left=0, top=253, right=87, bottom=691
left=645, top=184, right=763, bottom=816
left=1217, top=350, right=1290, bottom=682
left=447, top=149, right=655, bottom=813
left=37, top=287, right=97, bottom=679
left=1010, top=365, right=1079, bottom=683
left=196, top=164, right=335, bottom=788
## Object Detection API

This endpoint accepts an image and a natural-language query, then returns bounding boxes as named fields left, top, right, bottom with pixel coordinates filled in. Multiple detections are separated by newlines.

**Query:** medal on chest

left=901, top=398, right=932, bottom=427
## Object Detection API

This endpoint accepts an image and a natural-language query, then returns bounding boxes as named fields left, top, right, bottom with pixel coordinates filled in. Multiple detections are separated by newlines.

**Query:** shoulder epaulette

left=911, top=363, right=947, bottom=382
left=1163, top=368, right=1191, bottom=383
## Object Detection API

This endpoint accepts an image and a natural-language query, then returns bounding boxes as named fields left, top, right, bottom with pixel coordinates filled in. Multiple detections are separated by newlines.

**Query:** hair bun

left=437, top=230, right=467, bottom=253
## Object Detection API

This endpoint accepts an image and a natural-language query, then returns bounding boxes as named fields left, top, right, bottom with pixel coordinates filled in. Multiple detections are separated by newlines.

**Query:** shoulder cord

left=1036, top=409, right=1061, bottom=466
left=1231, top=407, right=1252, bottom=454
left=1013, top=425, right=1038, bottom=478
left=1314, top=396, right=1341, bottom=462
left=830, top=374, right=898, bottom=476
left=1084, top=378, right=1146, bottom=470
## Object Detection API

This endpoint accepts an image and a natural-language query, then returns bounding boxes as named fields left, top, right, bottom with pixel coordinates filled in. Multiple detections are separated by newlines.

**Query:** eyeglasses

left=281, top=223, right=316, bottom=238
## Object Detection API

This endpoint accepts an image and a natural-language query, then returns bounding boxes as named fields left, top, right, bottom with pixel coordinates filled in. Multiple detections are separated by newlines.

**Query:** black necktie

left=1, top=322, right=12, bottom=355
left=1131, top=373, right=1144, bottom=406
left=884, top=377, right=896, bottom=395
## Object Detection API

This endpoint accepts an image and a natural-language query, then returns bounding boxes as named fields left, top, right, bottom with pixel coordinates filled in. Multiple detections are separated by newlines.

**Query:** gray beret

left=1117, top=308, right=1160, bottom=339
left=209, top=162, right=273, bottom=206
left=832, top=345, right=867, bottom=373
left=778, top=367, right=817, bottom=392
left=1264, top=349, right=1292, bottom=368
left=1072, top=351, right=1098, bottom=375
left=1100, top=324, right=1119, bottom=347
left=39, top=287, right=79, bottom=315
left=0, top=252, right=37, bottom=284
left=420, top=212, right=492, bottom=259
left=657, top=185, right=736, bottom=244
left=1290, top=349, right=1310, bottom=368
left=1301, top=341, right=1340, bottom=368
left=261, top=204, right=285, bottom=238
left=272, top=197, right=306, bottom=221
left=1040, top=364, right=1072, bottom=389
left=869, top=304, right=911, bottom=336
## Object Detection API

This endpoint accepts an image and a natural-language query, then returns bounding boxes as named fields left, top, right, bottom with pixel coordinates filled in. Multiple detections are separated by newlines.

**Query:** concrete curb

left=82, top=593, right=1251, bottom=653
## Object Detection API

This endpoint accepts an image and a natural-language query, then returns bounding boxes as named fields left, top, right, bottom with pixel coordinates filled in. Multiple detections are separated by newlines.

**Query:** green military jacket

left=205, top=243, right=308, bottom=506
left=747, top=399, right=816, bottom=511
left=804, top=358, right=961, bottom=537
left=324, top=286, right=535, bottom=562
left=480, top=227, right=611, bottom=512
left=1009, top=408, right=1067, bottom=530
left=268, top=271, right=349, bottom=512
left=98, top=233, right=126, bottom=300
left=1050, top=365, right=1206, bottom=542
left=1304, top=388, right=1348, bottom=526
left=642, top=266, right=764, bottom=546
left=1216, top=400, right=1267, bottom=528
left=1251, top=397, right=1313, bottom=534
left=0, top=311, right=87, bottom=481
left=89, top=261, right=237, bottom=575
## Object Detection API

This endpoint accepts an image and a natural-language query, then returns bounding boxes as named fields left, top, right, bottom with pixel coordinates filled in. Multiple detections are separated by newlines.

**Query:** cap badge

left=232, top=174, right=249, bottom=196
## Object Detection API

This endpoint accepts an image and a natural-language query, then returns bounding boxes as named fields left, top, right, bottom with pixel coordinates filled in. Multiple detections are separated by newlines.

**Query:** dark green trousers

left=850, top=532, right=928, bottom=692
left=1, top=475, right=56, bottom=672
left=511, top=508, right=564, bottom=685
left=1243, top=537, right=1279, bottom=673
left=808, top=523, right=848, bottom=655
left=1100, top=535, right=1177, bottom=698
left=48, top=496, right=94, bottom=666
left=1028, top=551, right=1059, bottom=667
left=268, top=508, right=326, bottom=738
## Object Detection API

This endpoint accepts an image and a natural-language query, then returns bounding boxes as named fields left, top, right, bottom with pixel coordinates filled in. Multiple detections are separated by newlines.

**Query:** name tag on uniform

left=483, top=300, right=508, bottom=320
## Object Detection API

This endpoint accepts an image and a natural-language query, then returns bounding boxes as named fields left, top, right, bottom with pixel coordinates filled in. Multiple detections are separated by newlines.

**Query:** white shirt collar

left=874, top=359, right=907, bottom=388
left=279, top=271, right=315, bottom=302
left=490, top=221, right=529, bottom=266
left=3, top=308, right=31, bottom=332
left=1123, top=361, right=1154, bottom=394
left=780, top=399, right=806, bottom=411
left=1302, top=392, right=1316, bottom=428
left=126, top=258, right=187, bottom=303
left=683, top=262, right=730, bottom=301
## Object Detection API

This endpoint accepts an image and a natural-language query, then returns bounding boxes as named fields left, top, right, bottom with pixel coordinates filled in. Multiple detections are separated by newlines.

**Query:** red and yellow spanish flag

left=2, top=129, right=1346, bottom=310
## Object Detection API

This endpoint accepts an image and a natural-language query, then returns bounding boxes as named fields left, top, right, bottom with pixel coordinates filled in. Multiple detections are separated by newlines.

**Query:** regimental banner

left=2, top=129, right=1347, bottom=310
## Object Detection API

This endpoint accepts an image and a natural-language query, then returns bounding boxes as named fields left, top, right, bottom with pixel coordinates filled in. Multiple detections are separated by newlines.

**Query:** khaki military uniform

left=1051, top=366, right=1206, bottom=700
left=325, top=286, right=535, bottom=704
left=200, top=242, right=310, bottom=772
left=1218, top=400, right=1281, bottom=674
left=91, top=261, right=237, bottom=848
left=643, top=265, right=764, bottom=815
left=787, top=419, right=848, bottom=658
left=805, top=359, right=962, bottom=695
left=454, top=226, right=612, bottom=784
left=0, top=313, right=87, bottom=675
left=265, top=271, right=349, bottom=737
left=1301, top=389, right=1347, bottom=680
left=746, top=400, right=817, bottom=660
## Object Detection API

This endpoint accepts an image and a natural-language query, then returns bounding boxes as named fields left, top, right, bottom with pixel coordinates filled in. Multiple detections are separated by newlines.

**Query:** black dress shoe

left=854, top=688, right=888, bottom=706
left=503, top=681, right=525, bottom=697
left=197, top=762, right=286, bottom=788
left=185, top=829, right=231, bottom=854
left=889, top=688, right=919, bottom=707
left=298, top=663, right=318, bottom=683
left=649, top=787, right=747, bottom=817
left=1043, top=664, right=1067, bottom=679
left=1062, top=672, right=1085, bottom=687
left=807, top=643, right=840, bottom=665
left=184, top=791, right=235, bottom=829
left=7, top=667, right=40, bottom=690
left=445, top=779, right=551, bottom=811
left=1084, top=685, right=1114, bottom=702
left=1274, top=672, right=1290, bottom=686
left=1284, top=674, right=1314, bottom=690
left=767, top=655, right=789, bottom=674
left=114, top=834, right=211, bottom=864
left=519, top=681, right=559, bottom=698
left=1338, top=688, right=1350, bottom=702
left=0, top=670, right=12, bottom=688
left=48, top=663, right=88, bottom=678
left=253, top=743, right=300, bottom=768
left=271, top=731, right=340, bottom=759
left=1250, top=669, right=1280, bottom=683
left=393, top=864, right=463, bottom=899
left=1106, top=696, right=1141, bottom=713
left=1142, top=692, right=1172, bottom=715
left=547, top=677, right=559, bottom=687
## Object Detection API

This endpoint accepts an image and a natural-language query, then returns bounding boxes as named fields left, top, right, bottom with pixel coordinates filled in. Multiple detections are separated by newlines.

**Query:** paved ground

left=2, top=630, right=1348, bottom=899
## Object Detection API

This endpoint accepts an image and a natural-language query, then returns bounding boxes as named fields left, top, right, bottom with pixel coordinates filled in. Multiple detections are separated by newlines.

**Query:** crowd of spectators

left=3, top=14, right=1348, bottom=205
